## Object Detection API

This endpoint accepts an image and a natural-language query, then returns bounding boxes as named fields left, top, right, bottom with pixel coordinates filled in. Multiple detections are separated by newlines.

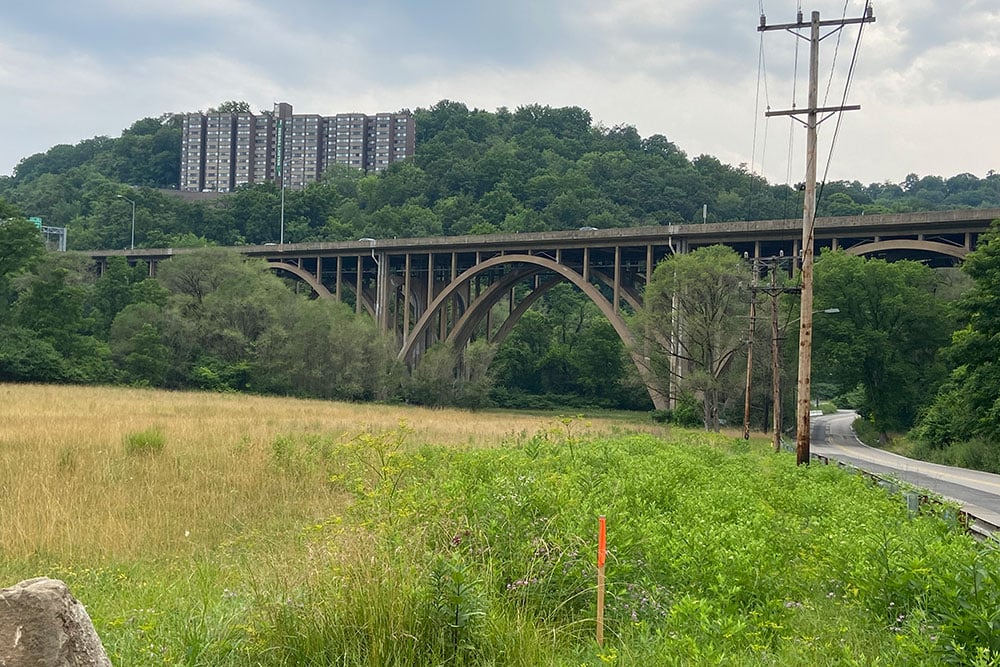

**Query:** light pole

left=116, top=194, right=136, bottom=250
left=279, top=173, right=286, bottom=245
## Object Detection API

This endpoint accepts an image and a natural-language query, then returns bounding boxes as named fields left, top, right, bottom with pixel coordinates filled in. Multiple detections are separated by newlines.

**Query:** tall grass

left=1, top=383, right=997, bottom=664
left=0, top=383, right=627, bottom=560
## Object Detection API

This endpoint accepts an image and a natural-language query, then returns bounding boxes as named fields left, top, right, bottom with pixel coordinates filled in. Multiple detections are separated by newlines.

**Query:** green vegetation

left=910, top=222, right=1000, bottom=472
left=4, top=397, right=999, bottom=665
left=0, top=227, right=649, bottom=410
left=2, top=101, right=999, bottom=252
left=641, top=245, right=752, bottom=430
left=4, top=97, right=1000, bottom=461
left=813, top=251, right=953, bottom=442
left=123, top=427, right=166, bottom=456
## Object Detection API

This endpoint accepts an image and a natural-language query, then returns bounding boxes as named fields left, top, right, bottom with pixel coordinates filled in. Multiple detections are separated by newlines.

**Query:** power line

left=822, top=0, right=852, bottom=107
left=819, top=0, right=872, bottom=203
left=748, top=23, right=772, bottom=221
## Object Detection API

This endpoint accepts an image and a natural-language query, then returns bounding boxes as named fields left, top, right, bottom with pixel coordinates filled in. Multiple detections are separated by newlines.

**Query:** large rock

left=0, top=577, right=112, bottom=666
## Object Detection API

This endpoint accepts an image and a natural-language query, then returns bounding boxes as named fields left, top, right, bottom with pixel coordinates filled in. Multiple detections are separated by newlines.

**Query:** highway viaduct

left=89, top=208, right=1000, bottom=410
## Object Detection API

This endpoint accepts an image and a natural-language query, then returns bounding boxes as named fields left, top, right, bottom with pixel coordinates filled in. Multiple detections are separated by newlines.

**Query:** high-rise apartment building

left=179, top=102, right=415, bottom=192
left=203, top=113, right=237, bottom=193
left=180, top=114, right=206, bottom=192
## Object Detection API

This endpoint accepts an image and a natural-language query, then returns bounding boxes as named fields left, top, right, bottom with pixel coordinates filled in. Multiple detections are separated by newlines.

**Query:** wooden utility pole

left=760, top=258, right=800, bottom=453
left=743, top=256, right=758, bottom=440
left=758, top=6, right=874, bottom=465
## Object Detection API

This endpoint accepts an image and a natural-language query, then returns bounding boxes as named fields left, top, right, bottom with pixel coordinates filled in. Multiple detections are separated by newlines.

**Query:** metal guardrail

left=806, top=447, right=998, bottom=542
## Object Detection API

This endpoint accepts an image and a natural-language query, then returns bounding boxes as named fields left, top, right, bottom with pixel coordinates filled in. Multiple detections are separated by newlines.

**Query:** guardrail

left=809, top=449, right=998, bottom=541
left=779, top=437, right=997, bottom=540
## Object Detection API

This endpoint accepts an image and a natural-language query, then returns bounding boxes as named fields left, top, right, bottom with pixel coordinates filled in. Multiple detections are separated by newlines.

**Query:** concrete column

left=355, top=256, right=363, bottom=315
left=645, top=244, right=653, bottom=286
left=335, top=256, right=342, bottom=302
left=403, top=253, right=412, bottom=345
left=426, top=252, right=434, bottom=314
left=613, top=246, right=621, bottom=313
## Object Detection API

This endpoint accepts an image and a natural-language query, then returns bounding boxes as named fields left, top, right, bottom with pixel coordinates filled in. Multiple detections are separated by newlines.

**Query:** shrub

left=650, top=409, right=671, bottom=423
left=123, top=427, right=165, bottom=455
left=818, top=401, right=838, bottom=415
left=672, top=392, right=703, bottom=427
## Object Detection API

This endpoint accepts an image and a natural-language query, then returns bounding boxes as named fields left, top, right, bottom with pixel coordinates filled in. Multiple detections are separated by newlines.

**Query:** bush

left=672, top=392, right=703, bottom=427
left=852, top=416, right=880, bottom=447
left=650, top=409, right=671, bottom=423
left=818, top=401, right=838, bottom=415
left=123, top=427, right=165, bottom=455
left=909, top=436, right=1000, bottom=475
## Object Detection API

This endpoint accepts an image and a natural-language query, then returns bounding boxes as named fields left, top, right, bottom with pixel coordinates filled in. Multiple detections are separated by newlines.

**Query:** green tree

left=12, top=257, right=114, bottom=383
left=0, top=212, right=45, bottom=312
left=813, top=251, right=952, bottom=441
left=916, top=222, right=1000, bottom=447
left=406, top=344, right=460, bottom=406
left=0, top=326, right=66, bottom=382
left=258, top=298, right=400, bottom=401
left=212, top=100, right=251, bottom=114
left=90, top=256, right=151, bottom=336
left=641, top=245, right=751, bottom=430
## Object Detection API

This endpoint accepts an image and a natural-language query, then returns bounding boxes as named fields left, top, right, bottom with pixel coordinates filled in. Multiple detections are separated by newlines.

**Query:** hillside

left=2, top=100, right=1000, bottom=251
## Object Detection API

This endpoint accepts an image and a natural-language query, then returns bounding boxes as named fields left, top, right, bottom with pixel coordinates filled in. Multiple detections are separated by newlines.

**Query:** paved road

left=811, top=410, right=1000, bottom=530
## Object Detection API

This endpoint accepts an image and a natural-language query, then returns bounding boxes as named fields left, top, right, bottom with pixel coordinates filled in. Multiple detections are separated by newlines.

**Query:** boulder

left=0, top=577, right=112, bottom=666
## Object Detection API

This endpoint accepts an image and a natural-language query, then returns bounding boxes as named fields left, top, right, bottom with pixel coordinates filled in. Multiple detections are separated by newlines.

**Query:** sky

left=1, top=0, right=998, bottom=186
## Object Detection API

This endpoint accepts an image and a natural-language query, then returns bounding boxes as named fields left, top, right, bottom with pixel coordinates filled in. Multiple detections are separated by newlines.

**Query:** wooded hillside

left=2, top=100, right=999, bottom=251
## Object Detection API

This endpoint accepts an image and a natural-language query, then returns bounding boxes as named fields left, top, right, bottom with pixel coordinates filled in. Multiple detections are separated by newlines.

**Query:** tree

left=212, top=101, right=252, bottom=114
left=0, top=212, right=45, bottom=312
left=916, top=222, right=1000, bottom=447
left=641, top=245, right=751, bottom=430
left=12, top=257, right=114, bottom=383
left=0, top=326, right=66, bottom=382
left=813, top=251, right=952, bottom=441
left=90, top=256, right=151, bottom=336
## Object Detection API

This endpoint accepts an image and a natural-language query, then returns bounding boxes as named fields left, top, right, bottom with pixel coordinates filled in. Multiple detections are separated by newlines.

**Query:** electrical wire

left=748, top=30, right=770, bottom=221
left=783, top=0, right=803, bottom=218
left=817, top=0, right=871, bottom=206
left=822, top=0, right=852, bottom=107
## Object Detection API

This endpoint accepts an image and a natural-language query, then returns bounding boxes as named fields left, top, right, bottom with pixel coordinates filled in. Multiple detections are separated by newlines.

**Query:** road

left=811, top=411, right=1000, bottom=531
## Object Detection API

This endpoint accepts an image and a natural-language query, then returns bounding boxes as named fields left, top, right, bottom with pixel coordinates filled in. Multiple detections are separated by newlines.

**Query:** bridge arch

left=267, top=261, right=332, bottom=298
left=399, top=253, right=667, bottom=409
left=844, top=239, right=969, bottom=261
left=267, top=261, right=376, bottom=317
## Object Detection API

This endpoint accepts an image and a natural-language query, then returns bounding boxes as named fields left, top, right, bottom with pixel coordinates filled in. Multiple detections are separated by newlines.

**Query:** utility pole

left=758, top=6, right=875, bottom=465
left=742, top=256, right=758, bottom=440
left=759, top=256, right=800, bottom=453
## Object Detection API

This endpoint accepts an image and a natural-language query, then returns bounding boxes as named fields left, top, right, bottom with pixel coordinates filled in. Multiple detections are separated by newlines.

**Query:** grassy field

left=2, top=383, right=999, bottom=665
left=0, top=384, right=658, bottom=560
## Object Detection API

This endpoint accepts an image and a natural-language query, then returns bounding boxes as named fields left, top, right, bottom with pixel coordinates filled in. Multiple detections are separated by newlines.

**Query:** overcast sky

left=2, top=1, right=998, bottom=186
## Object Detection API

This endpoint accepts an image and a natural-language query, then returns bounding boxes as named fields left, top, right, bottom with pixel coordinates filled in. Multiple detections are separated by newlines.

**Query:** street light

left=116, top=194, right=136, bottom=250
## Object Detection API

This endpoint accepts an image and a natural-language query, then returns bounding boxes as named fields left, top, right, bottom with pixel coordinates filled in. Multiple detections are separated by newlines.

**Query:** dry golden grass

left=0, top=383, right=652, bottom=562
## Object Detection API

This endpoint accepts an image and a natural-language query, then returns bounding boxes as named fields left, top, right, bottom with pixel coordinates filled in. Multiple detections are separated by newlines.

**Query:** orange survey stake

left=598, top=516, right=606, bottom=567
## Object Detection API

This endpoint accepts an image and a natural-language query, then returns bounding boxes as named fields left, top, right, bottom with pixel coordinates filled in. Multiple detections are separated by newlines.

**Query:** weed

left=341, top=423, right=414, bottom=513
left=430, top=555, right=485, bottom=662
left=56, top=447, right=77, bottom=473
left=123, top=427, right=165, bottom=456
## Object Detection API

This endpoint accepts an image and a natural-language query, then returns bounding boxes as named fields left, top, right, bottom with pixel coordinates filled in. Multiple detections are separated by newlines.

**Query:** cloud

left=1, top=0, right=999, bottom=184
